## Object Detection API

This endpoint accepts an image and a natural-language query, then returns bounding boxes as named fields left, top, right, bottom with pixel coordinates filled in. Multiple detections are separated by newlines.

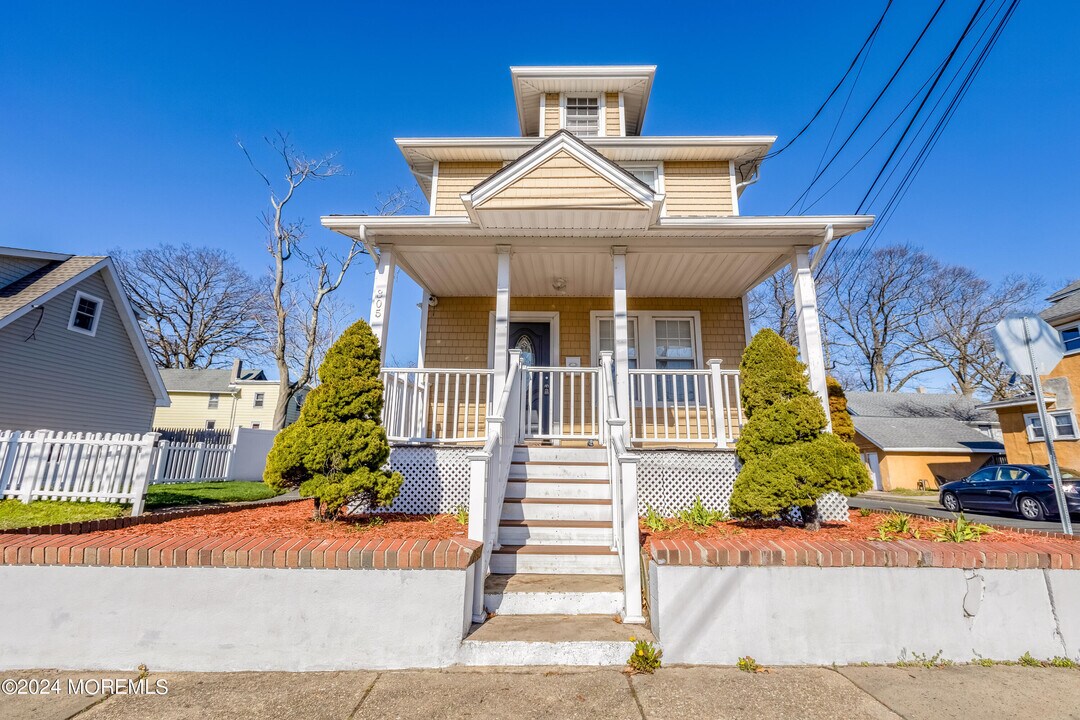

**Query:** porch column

left=791, top=247, right=832, bottom=427
left=492, top=245, right=512, bottom=397
left=416, top=289, right=431, bottom=369
left=611, top=246, right=632, bottom=419
left=369, top=244, right=395, bottom=365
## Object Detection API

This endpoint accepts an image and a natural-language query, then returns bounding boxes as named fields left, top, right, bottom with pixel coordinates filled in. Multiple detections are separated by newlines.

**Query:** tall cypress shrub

left=729, top=330, right=869, bottom=529
left=264, top=319, right=403, bottom=520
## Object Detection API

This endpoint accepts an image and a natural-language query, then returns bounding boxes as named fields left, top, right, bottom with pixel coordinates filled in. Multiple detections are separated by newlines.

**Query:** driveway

left=850, top=492, right=1072, bottom=532
left=3, top=665, right=1080, bottom=720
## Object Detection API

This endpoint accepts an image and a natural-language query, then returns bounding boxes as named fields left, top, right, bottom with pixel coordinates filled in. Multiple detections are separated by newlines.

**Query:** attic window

left=565, top=97, right=599, bottom=137
left=67, top=291, right=103, bottom=336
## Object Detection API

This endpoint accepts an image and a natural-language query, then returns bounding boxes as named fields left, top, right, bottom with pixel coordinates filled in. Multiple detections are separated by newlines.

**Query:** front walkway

left=5, top=665, right=1079, bottom=720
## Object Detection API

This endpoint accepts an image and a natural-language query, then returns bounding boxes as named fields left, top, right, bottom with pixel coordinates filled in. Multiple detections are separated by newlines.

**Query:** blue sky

left=3, top=1, right=1077, bottom=378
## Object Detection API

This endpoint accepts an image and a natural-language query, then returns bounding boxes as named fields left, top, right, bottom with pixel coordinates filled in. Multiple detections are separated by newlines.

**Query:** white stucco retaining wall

left=0, top=565, right=473, bottom=671
left=649, top=564, right=1079, bottom=665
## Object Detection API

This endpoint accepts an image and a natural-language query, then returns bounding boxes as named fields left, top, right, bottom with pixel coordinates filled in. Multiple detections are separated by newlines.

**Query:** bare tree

left=818, top=244, right=944, bottom=392
left=912, top=267, right=1043, bottom=398
left=239, top=132, right=354, bottom=430
left=112, top=244, right=270, bottom=368
left=748, top=268, right=800, bottom=346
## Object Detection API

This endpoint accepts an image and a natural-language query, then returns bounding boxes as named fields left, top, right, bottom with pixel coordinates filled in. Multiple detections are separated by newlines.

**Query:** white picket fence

left=152, top=440, right=234, bottom=484
left=0, top=430, right=159, bottom=515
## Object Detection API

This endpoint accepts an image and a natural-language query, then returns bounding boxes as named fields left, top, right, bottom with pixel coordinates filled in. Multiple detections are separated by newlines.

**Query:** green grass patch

left=888, top=488, right=938, bottom=497
left=0, top=499, right=127, bottom=531
left=144, top=481, right=282, bottom=510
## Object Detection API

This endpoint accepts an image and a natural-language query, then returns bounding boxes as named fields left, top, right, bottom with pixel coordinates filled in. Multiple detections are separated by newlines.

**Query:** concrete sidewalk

left=4, top=665, right=1079, bottom=720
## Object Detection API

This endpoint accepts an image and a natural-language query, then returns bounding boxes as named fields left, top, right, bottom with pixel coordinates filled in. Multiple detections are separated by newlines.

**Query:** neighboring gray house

left=846, top=391, right=1005, bottom=491
left=0, top=246, right=169, bottom=433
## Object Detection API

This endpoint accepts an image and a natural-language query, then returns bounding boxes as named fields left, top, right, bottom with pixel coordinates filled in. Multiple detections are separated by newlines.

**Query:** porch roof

left=321, top=214, right=873, bottom=298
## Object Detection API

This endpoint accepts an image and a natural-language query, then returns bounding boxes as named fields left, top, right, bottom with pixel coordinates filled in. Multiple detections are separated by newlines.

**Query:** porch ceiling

left=397, top=246, right=791, bottom=298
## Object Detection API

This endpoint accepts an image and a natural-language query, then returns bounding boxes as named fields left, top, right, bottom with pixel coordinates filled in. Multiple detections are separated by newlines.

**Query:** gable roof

left=1041, top=279, right=1080, bottom=326
left=846, top=391, right=997, bottom=423
left=0, top=251, right=169, bottom=407
left=854, top=415, right=1004, bottom=454
left=159, top=366, right=270, bottom=393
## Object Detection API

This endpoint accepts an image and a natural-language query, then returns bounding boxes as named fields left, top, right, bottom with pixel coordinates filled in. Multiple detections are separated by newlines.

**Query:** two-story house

left=981, top=280, right=1080, bottom=471
left=322, top=66, right=873, bottom=630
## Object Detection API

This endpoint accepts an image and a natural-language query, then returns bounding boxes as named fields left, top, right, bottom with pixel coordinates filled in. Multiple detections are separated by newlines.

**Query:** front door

left=510, top=322, right=551, bottom=435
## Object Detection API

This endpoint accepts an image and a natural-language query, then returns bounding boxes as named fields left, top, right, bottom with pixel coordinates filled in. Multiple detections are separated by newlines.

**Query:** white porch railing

left=467, top=351, right=524, bottom=623
left=0, top=430, right=158, bottom=515
left=520, top=366, right=603, bottom=442
left=628, top=361, right=744, bottom=446
left=382, top=368, right=495, bottom=443
left=599, top=352, right=645, bottom=624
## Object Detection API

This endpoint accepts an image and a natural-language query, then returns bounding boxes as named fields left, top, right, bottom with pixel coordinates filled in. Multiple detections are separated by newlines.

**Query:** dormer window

left=67, top=290, right=103, bottom=336
left=565, top=97, right=599, bottom=137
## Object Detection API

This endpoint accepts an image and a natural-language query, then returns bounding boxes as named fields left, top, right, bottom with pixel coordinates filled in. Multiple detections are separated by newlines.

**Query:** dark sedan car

left=939, top=464, right=1080, bottom=521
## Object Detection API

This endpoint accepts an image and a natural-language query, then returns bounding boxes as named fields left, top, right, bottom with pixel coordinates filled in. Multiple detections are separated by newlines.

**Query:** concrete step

left=484, top=574, right=623, bottom=616
left=509, top=462, right=608, bottom=481
left=498, top=519, right=613, bottom=546
left=504, top=479, right=610, bottom=500
left=501, top=498, right=612, bottom=522
left=512, top=446, right=607, bottom=464
left=489, top=544, right=621, bottom=574
left=457, top=614, right=652, bottom=666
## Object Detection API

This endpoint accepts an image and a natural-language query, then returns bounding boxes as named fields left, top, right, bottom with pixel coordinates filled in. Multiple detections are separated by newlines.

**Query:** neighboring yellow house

left=153, top=359, right=305, bottom=432
left=847, top=392, right=1004, bottom=491
left=980, top=280, right=1080, bottom=472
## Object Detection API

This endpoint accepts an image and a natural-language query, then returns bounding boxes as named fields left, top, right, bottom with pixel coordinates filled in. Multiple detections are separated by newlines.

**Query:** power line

left=763, top=0, right=894, bottom=160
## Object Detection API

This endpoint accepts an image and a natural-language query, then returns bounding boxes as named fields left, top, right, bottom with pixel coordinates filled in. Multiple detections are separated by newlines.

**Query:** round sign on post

left=992, top=314, right=1065, bottom=377
left=991, top=313, right=1071, bottom=535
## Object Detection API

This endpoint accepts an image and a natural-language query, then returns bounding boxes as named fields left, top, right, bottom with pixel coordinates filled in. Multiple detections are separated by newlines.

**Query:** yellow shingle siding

left=605, top=93, right=621, bottom=136
left=423, top=297, right=747, bottom=369
left=434, top=162, right=503, bottom=216
left=478, top=151, right=645, bottom=210
left=662, top=162, right=735, bottom=217
left=543, top=93, right=560, bottom=136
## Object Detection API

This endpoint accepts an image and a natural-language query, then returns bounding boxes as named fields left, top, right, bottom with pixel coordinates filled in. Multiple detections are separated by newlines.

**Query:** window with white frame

left=624, top=165, right=659, bottom=191
left=565, top=97, right=599, bottom=137
left=253, top=392, right=265, bottom=408
left=1025, top=411, right=1079, bottom=441
left=205, top=420, right=216, bottom=430
left=1062, top=323, right=1080, bottom=353
left=251, top=422, right=261, bottom=430
left=207, top=393, right=220, bottom=409
left=67, top=291, right=103, bottom=336
left=654, top=318, right=697, bottom=401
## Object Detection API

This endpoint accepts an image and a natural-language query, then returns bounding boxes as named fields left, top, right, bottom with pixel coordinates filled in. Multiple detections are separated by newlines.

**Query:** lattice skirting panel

left=635, top=449, right=848, bottom=522
left=380, top=445, right=471, bottom=514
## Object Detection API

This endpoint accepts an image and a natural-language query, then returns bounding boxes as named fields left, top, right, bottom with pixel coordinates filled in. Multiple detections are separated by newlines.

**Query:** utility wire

left=763, top=0, right=894, bottom=160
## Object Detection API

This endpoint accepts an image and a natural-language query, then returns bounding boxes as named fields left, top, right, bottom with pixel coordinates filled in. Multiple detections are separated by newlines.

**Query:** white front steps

left=493, top=445, right=617, bottom=575
left=484, top=574, right=622, bottom=616
left=457, top=614, right=650, bottom=666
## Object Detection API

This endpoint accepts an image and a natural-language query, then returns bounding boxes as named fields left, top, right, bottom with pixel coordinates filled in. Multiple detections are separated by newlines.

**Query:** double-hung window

left=1025, top=411, right=1079, bottom=441
left=624, top=165, right=660, bottom=192
left=565, top=97, right=599, bottom=137
left=253, top=392, right=265, bottom=408
left=596, top=317, right=638, bottom=369
left=207, top=393, right=220, bottom=409
left=654, top=319, right=697, bottom=401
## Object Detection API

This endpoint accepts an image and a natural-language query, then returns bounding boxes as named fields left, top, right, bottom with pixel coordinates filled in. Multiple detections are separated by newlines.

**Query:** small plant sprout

left=737, top=656, right=762, bottom=673
left=643, top=505, right=673, bottom=532
left=1049, top=656, right=1077, bottom=669
left=896, top=650, right=952, bottom=668
left=932, top=514, right=993, bottom=543
left=878, top=511, right=920, bottom=538
left=1018, top=652, right=1042, bottom=667
left=675, top=496, right=728, bottom=530
left=626, top=638, right=662, bottom=674
left=858, top=507, right=873, bottom=518
left=453, top=505, right=469, bottom=526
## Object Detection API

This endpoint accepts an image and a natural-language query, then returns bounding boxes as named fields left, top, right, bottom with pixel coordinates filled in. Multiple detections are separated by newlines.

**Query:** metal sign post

left=1022, top=317, right=1073, bottom=535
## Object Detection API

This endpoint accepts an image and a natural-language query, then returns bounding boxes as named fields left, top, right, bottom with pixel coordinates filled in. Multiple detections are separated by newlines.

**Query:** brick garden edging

left=649, top=536, right=1080, bottom=570
left=0, top=533, right=482, bottom=570
left=4, top=497, right=304, bottom=535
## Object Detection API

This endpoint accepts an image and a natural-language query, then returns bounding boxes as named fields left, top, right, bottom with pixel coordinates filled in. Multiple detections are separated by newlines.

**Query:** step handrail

left=467, top=350, right=523, bottom=624
left=599, top=352, right=645, bottom=624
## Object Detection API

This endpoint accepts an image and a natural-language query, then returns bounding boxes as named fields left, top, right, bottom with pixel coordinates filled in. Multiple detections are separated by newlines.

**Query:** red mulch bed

left=87, top=500, right=466, bottom=541
left=641, top=509, right=1064, bottom=549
